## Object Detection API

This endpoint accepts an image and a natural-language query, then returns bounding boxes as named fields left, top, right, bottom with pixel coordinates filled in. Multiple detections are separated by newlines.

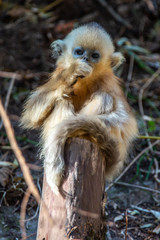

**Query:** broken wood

left=37, top=138, right=106, bottom=240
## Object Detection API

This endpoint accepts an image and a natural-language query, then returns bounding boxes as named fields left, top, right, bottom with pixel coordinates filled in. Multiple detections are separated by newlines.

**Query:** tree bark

left=37, top=138, right=106, bottom=240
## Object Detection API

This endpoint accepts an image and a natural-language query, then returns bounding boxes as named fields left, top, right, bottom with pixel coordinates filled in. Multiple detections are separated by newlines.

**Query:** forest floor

left=0, top=0, right=160, bottom=239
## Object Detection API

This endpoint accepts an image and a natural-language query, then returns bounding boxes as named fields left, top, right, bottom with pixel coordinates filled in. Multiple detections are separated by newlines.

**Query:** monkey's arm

left=80, top=92, right=138, bottom=179
left=81, top=91, right=137, bottom=147
left=21, top=60, right=92, bottom=129
left=21, top=87, right=59, bottom=129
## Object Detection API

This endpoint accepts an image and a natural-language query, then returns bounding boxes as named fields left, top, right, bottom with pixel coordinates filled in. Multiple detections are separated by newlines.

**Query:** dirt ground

left=0, top=0, right=160, bottom=239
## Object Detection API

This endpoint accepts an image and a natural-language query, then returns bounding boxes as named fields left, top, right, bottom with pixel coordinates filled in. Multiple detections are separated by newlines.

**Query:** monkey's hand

left=74, top=60, right=93, bottom=79
left=58, top=60, right=93, bottom=98
left=65, top=60, right=93, bottom=87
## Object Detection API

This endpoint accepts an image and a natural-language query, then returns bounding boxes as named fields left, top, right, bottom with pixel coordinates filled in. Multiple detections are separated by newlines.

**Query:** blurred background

left=0, top=0, right=160, bottom=239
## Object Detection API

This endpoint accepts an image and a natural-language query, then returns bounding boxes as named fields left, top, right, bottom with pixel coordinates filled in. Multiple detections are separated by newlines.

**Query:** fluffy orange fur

left=21, top=23, right=138, bottom=193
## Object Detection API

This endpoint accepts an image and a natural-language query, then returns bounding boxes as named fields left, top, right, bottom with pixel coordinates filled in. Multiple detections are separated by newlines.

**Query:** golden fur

left=21, top=23, right=138, bottom=193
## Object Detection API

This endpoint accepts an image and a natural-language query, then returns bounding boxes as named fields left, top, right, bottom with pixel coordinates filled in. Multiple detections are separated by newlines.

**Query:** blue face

left=72, top=46, right=101, bottom=63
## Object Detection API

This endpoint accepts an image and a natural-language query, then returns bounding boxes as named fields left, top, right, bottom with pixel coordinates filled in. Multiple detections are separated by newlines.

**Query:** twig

left=27, top=163, right=42, bottom=171
left=0, top=145, right=33, bottom=150
left=138, top=67, right=160, bottom=151
left=0, top=191, right=7, bottom=207
left=37, top=177, right=42, bottom=195
left=0, top=71, right=48, bottom=81
left=0, top=98, right=41, bottom=203
left=0, top=146, right=13, bottom=149
left=138, top=135, right=160, bottom=140
left=105, top=140, right=160, bottom=191
left=0, top=98, right=55, bottom=236
left=154, top=158, right=160, bottom=184
left=0, top=74, right=16, bottom=129
left=0, top=161, right=16, bottom=167
left=20, top=188, right=31, bottom=240
left=39, top=0, right=64, bottom=13
left=4, top=74, right=16, bottom=110
left=131, top=205, right=160, bottom=219
left=144, top=0, right=157, bottom=14
left=114, top=181, right=160, bottom=194
left=26, top=233, right=36, bottom=239
left=131, top=205, right=150, bottom=213
left=140, top=168, right=160, bottom=174
left=0, top=71, right=24, bottom=80
left=97, top=0, right=132, bottom=29
left=126, top=55, right=134, bottom=96
left=24, top=205, right=39, bottom=222
left=125, top=209, right=128, bottom=240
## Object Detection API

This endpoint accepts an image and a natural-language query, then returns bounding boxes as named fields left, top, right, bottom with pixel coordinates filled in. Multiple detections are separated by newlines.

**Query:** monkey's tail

left=43, top=115, right=124, bottom=188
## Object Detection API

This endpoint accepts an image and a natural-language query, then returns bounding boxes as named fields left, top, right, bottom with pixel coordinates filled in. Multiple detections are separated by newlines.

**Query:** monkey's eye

left=73, top=47, right=84, bottom=57
left=91, top=52, right=100, bottom=59
left=76, top=49, right=84, bottom=55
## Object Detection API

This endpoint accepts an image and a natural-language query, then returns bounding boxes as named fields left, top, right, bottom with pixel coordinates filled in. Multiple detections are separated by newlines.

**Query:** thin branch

left=4, top=74, right=16, bottom=109
left=20, top=188, right=31, bottom=240
left=138, top=135, right=160, bottom=140
left=105, top=140, right=160, bottom=191
left=0, top=71, right=23, bottom=80
left=0, top=98, right=55, bottom=235
left=0, top=98, right=41, bottom=203
left=39, top=0, right=64, bottom=13
left=0, top=74, right=16, bottom=129
left=115, top=181, right=160, bottom=194
left=144, top=0, right=157, bottom=13
left=97, top=0, right=132, bottom=29
left=0, top=71, right=48, bottom=81
left=126, top=55, right=134, bottom=96
left=125, top=209, right=128, bottom=240
left=154, top=158, right=160, bottom=184
left=26, top=233, right=36, bottom=239
left=24, top=205, right=39, bottom=222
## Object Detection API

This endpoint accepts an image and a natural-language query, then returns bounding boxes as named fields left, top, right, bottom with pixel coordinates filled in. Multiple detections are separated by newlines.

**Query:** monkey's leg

left=42, top=99, right=76, bottom=194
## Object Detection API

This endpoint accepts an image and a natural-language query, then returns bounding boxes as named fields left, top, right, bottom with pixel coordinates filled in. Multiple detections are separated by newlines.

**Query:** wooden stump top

left=37, top=138, right=106, bottom=240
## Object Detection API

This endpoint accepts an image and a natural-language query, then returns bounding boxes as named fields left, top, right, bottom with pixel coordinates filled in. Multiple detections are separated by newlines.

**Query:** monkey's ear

left=51, top=40, right=66, bottom=59
left=110, top=52, right=125, bottom=70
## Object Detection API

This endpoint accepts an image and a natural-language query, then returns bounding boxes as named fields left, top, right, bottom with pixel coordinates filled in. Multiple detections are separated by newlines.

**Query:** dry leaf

left=0, top=166, right=12, bottom=187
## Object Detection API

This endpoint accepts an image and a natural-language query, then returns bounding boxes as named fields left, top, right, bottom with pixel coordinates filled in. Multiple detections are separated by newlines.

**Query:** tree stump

left=37, top=138, right=106, bottom=240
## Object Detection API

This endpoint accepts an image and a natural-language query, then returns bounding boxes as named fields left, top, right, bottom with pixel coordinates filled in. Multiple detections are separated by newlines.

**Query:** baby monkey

left=21, top=23, right=138, bottom=193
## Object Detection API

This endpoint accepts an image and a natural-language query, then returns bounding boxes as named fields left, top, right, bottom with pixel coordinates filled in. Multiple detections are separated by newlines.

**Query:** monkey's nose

left=82, top=56, right=89, bottom=62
